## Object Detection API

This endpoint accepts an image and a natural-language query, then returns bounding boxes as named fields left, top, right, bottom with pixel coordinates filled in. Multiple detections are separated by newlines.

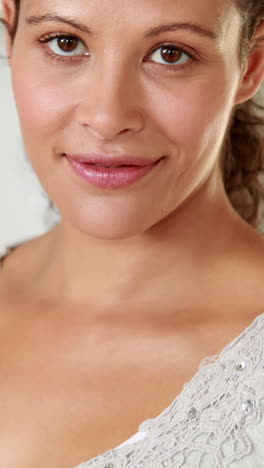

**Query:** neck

left=29, top=171, right=261, bottom=320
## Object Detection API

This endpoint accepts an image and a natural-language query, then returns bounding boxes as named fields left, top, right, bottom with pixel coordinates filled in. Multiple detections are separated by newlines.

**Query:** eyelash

left=37, top=32, right=199, bottom=72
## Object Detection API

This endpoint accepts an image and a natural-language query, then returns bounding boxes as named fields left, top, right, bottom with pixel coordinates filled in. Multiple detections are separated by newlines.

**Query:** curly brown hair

left=220, top=0, right=264, bottom=229
left=1, top=0, right=264, bottom=228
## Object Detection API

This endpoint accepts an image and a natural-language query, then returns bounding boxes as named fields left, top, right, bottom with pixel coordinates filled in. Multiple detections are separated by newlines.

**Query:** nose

left=76, top=64, right=145, bottom=141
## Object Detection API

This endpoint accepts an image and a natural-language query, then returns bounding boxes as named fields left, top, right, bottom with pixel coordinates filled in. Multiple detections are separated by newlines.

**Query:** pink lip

left=65, top=152, right=163, bottom=166
left=65, top=154, right=165, bottom=189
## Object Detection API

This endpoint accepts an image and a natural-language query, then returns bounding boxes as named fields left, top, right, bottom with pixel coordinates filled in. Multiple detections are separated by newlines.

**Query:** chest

left=0, top=306, right=203, bottom=468
left=0, top=298, right=255, bottom=468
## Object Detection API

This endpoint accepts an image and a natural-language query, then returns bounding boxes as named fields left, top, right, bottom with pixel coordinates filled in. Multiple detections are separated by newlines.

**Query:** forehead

left=20, top=0, right=240, bottom=40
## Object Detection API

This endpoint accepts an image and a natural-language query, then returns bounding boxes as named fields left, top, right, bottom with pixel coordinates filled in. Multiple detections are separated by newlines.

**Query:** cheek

left=141, top=76, right=238, bottom=210
left=12, top=74, right=67, bottom=140
left=147, top=77, right=236, bottom=156
left=10, top=65, right=75, bottom=190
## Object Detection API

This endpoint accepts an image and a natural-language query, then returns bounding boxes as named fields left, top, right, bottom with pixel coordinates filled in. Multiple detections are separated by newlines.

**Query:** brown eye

left=160, top=47, right=182, bottom=63
left=148, top=45, right=192, bottom=68
left=58, top=37, right=79, bottom=53
left=40, top=34, right=88, bottom=57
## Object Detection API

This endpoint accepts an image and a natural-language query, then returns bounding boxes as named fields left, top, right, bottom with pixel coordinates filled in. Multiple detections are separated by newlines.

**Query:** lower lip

left=66, top=157, right=165, bottom=189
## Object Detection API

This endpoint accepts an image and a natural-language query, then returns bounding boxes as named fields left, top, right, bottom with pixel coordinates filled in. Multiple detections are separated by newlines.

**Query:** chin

left=64, top=210, right=151, bottom=240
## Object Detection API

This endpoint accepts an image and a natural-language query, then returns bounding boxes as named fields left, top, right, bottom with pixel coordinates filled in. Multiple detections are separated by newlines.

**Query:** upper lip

left=65, top=153, right=165, bottom=166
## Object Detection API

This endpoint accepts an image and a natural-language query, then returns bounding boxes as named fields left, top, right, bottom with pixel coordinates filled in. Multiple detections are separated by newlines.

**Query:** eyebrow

left=145, top=22, right=218, bottom=41
left=25, top=14, right=219, bottom=42
left=25, top=14, right=94, bottom=35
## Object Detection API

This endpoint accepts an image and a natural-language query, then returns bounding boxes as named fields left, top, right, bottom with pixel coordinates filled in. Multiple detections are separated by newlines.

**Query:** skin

left=1, top=0, right=264, bottom=466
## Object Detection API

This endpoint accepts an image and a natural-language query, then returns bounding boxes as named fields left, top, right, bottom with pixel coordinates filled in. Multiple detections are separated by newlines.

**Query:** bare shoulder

left=0, top=233, right=52, bottom=299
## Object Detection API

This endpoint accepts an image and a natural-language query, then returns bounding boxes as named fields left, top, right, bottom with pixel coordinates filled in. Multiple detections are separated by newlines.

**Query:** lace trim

left=75, top=313, right=264, bottom=467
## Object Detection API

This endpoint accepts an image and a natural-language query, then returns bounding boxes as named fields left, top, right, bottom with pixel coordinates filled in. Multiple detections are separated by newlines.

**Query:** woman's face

left=7, top=0, right=247, bottom=238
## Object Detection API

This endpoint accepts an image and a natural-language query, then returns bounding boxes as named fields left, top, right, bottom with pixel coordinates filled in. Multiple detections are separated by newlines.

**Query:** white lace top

left=1, top=242, right=264, bottom=468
